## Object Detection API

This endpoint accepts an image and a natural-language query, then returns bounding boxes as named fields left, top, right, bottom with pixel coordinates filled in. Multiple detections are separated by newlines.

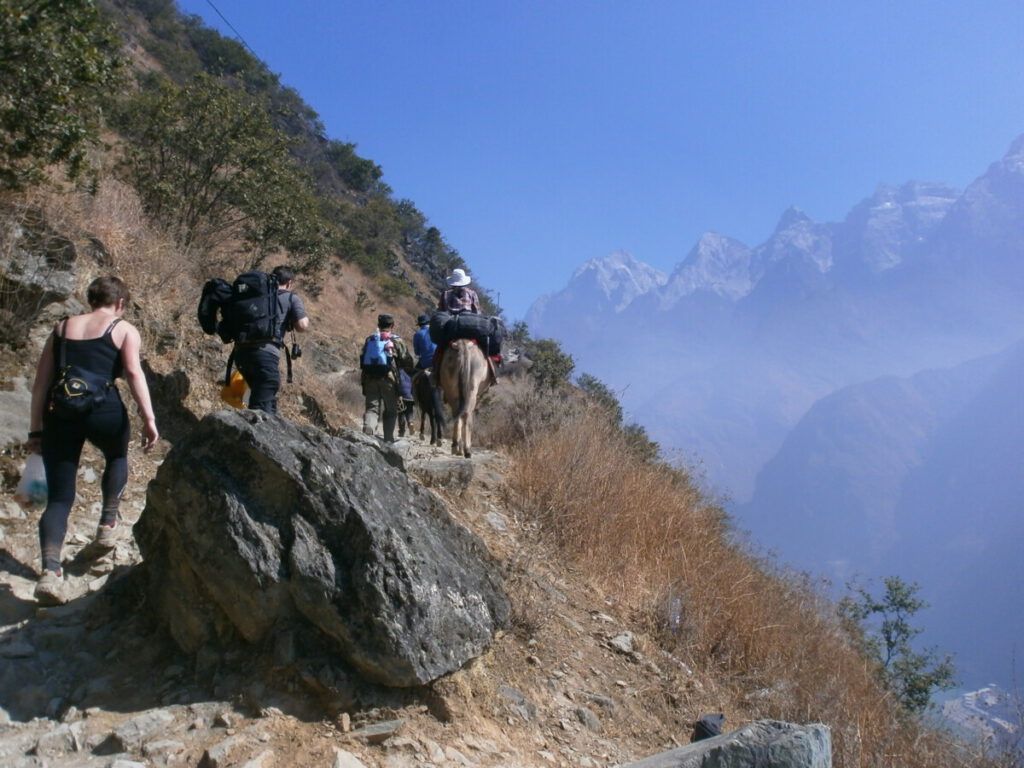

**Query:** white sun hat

left=446, top=268, right=472, bottom=287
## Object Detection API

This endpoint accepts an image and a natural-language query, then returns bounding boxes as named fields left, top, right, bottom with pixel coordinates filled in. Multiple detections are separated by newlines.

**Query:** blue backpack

left=362, top=333, right=392, bottom=378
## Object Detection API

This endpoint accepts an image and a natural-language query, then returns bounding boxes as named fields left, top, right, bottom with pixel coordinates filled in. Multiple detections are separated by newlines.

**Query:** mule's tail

left=431, top=385, right=446, bottom=432
left=456, top=341, right=474, bottom=420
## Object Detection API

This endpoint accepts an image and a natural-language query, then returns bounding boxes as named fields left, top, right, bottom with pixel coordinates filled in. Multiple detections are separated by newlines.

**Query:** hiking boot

left=34, top=570, right=69, bottom=606
left=94, top=522, right=120, bottom=550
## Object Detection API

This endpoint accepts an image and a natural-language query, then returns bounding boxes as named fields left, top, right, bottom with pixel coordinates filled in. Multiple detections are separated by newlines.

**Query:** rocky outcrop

left=0, top=205, right=79, bottom=346
left=135, top=410, right=510, bottom=688
left=621, top=720, right=831, bottom=767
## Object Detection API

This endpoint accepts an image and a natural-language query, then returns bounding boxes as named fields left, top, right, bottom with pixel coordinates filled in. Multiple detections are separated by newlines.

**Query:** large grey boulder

left=621, top=720, right=831, bottom=768
left=135, top=410, right=509, bottom=687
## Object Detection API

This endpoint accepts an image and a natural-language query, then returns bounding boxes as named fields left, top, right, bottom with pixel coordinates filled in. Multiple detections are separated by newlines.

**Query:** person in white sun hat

left=438, top=268, right=480, bottom=314
left=434, top=267, right=500, bottom=385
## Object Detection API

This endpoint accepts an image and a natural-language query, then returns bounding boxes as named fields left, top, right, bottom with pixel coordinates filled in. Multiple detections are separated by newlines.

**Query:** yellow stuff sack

left=220, top=370, right=247, bottom=408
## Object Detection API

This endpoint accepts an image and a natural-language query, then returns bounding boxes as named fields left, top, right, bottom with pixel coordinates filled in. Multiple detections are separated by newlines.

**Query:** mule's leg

left=432, top=386, right=446, bottom=447
left=463, top=408, right=474, bottom=458
left=451, top=412, right=462, bottom=455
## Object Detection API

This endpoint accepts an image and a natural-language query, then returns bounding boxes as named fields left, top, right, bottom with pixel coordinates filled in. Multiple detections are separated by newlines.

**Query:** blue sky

left=176, top=0, right=1024, bottom=319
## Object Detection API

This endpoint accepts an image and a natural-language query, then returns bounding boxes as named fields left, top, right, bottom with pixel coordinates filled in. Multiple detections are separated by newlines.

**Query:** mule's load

left=429, top=311, right=505, bottom=357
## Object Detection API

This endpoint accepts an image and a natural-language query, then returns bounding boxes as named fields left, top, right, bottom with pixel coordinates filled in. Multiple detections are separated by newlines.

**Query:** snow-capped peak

left=662, top=233, right=754, bottom=303
left=569, top=250, right=667, bottom=311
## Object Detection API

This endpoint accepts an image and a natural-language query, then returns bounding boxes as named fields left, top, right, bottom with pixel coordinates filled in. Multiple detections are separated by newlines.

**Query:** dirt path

left=0, top=426, right=710, bottom=768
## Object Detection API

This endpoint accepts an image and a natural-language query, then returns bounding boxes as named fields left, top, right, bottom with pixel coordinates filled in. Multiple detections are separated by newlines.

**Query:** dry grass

left=504, top=403, right=1004, bottom=768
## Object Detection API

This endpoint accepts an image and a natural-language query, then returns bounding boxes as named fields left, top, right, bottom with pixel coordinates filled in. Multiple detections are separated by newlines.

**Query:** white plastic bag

left=14, top=453, right=47, bottom=508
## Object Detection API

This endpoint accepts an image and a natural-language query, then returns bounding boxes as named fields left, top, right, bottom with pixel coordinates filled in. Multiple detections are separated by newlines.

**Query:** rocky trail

left=0, top=421, right=735, bottom=768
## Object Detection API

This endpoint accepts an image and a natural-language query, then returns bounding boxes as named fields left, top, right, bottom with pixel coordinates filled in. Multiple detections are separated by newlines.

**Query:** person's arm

left=288, top=292, right=310, bottom=332
left=27, top=331, right=57, bottom=453
left=120, top=324, right=159, bottom=452
left=471, top=290, right=481, bottom=314
left=397, top=339, right=416, bottom=374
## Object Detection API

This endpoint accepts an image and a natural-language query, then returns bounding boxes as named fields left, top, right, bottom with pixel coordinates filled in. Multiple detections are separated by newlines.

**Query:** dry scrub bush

left=331, top=370, right=366, bottom=426
left=506, top=408, right=995, bottom=768
left=81, top=180, right=251, bottom=338
left=474, top=375, right=584, bottom=449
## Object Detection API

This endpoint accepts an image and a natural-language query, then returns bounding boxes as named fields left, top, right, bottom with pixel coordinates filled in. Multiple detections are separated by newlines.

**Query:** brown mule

left=437, top=339, right=490, bottom=458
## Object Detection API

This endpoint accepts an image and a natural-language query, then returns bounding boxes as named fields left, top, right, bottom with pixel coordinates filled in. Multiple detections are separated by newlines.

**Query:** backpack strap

left=223, top=349, right=235, bottom=388
left=55, top=317, right=69, bottom=372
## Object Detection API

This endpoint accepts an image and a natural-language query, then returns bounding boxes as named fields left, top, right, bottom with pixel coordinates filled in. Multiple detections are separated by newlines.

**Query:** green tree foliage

left=478, top=288, right=502, bottom=318
left=621, top=422, right=661, bottom=463
left=839, top=576, right=957, bottom=713
left=378, top=274, right=413, bottom=302
left=325, top=140, right=383, bottom=194
left=508, top=321, right=532, bottom=348
left=528, top=338, right=575, bottom=390
left=0, top=0, right=123, bottom=189
left=114, top=74, right=330, bottom=270
left=338, top=197, right=403, bottom=274
left=577, top=373, right=624, bottom=424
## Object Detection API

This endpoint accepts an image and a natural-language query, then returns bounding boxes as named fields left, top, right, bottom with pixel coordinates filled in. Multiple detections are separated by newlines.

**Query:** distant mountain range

left=528, top=134, right=1024, bottom=689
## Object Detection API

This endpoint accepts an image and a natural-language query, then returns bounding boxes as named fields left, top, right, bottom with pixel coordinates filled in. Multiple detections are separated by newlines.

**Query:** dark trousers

left=234, top=345, right=282, bottom=414
left=40, top=395, right=130, bottom=572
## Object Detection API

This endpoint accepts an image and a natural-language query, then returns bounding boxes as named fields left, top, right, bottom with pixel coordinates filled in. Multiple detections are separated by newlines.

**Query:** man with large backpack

left=360, top=313, right=414, bottom=442
left=199, top=265, right=309, bottom=414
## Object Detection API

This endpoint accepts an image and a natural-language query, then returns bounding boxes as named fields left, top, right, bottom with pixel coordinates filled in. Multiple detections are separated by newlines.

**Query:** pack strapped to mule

left=429, top=310, right=505, bottom=356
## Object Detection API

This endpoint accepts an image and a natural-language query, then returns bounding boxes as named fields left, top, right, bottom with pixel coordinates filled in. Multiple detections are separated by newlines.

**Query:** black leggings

left=39, top=395, right=130, bottom=572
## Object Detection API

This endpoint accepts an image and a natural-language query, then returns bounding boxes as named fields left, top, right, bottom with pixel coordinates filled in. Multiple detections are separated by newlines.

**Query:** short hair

left=377, top=313, right=395, bottom=329
left=272, top=265, right=295, bottom=285
left=86, top=276, right=130, bottom=309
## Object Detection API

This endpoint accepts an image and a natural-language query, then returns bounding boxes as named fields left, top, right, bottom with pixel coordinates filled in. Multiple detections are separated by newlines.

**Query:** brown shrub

left=506, top=408, right=1002, bottom=768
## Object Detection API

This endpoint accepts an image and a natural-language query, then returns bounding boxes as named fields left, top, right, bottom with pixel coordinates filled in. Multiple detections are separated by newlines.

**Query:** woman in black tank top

left=27, top=276, right=160, bottom=605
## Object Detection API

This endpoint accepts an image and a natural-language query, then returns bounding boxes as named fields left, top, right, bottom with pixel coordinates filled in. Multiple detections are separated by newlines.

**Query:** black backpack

left=198, top=271, right=282, bottom=345
left=197, top=278, right=233, bottom=341
left=691, top=713, right=725, bottom=742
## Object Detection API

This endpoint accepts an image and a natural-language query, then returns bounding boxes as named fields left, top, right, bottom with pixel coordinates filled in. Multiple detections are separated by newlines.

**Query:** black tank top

left=52, top=318, right=124, bottom=381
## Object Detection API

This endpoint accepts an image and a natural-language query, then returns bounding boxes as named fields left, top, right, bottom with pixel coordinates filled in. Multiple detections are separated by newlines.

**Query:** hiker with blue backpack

left=360, top=313, right=414, bottom=442
left=198, top=265, right=309, bottom=414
